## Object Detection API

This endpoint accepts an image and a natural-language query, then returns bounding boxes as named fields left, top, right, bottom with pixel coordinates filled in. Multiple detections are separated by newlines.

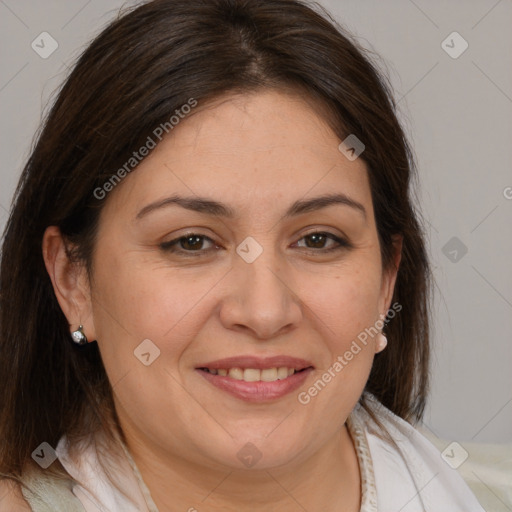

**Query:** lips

left=195, top=355, right=314, bottom=402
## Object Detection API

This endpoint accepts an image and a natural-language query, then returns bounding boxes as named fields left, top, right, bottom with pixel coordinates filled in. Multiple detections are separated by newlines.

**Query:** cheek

left=296, top=264, right=382, bottom=409
left=90, top=249, right=224, bottom=369
left=305, top=259, right=383, bottom=347
left=290, top=266, right=381, bottom=436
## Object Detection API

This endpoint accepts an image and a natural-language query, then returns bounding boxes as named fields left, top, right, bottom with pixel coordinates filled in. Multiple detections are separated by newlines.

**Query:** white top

left=22, top=393, right=485, bottom=511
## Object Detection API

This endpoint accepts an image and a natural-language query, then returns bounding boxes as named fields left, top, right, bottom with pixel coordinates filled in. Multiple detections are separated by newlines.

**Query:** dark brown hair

left=0, top=0, right=430, bottom=480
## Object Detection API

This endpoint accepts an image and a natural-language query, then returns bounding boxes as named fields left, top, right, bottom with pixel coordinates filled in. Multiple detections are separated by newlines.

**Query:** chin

left=197, top=430, right=312, bottom=472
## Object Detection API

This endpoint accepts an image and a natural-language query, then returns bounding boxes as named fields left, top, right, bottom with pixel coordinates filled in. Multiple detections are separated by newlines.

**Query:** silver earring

left=71, top=325, right=88, bottom=345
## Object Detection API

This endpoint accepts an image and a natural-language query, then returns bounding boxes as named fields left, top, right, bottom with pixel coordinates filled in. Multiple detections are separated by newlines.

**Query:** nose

left=218, top=246, right=303, bottom=340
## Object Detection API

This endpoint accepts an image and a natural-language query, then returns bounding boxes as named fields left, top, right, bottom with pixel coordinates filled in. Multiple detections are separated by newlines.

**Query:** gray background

left=1, top=0, right=511, bottom=444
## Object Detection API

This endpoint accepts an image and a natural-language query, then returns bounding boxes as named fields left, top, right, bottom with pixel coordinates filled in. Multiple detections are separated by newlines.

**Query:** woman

left=0, top=0, right=485, bottom=510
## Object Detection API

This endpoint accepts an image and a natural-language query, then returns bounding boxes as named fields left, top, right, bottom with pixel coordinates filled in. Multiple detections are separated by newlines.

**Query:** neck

left=126, top=424, right=361, bottom=512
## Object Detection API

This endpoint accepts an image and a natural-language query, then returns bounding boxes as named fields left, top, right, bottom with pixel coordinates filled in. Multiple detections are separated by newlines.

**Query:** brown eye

left=295, top=232, right=350, bottom=252
left=180, top=235, right=207, bottom=251
left=304, top=233, right=328, bottom=249
left=160, top=234, right=216, bottom=255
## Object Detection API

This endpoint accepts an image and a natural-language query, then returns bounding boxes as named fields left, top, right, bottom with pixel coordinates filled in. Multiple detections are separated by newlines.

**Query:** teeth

left=277, top=367, right=289, bottom=379
left=228, top=367, right=244, bottom=380
left=261, top=368, right=278, bottom=382
left=206, top=367, right=298, bottom=382
left=243, top=368, right=260, bottom=382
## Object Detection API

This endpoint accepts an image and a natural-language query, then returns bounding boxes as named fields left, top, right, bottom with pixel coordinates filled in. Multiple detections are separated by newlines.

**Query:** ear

left=41, top=226, right=96, bottom=342
left=378, top=234, right=403, bottom=316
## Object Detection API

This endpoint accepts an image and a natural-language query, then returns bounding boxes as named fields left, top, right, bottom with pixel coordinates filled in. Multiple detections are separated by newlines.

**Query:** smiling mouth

left=196, top=364, right=314, bottom=403
left=197, top=366, right=312, bottom=383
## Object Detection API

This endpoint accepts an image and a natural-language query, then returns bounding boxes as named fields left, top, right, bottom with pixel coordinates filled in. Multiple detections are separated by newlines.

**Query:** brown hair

left=0, top=0, right=430, bottom=480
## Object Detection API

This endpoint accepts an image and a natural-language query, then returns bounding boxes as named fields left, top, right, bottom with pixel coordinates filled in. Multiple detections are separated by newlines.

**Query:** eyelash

left=159, top=231, right=351, bottom=257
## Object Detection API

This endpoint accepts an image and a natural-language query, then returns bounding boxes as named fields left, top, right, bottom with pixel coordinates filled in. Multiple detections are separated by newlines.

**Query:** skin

left=0, top=480, right=31, bottom=511
left=43, top=89, right=401, bottom=511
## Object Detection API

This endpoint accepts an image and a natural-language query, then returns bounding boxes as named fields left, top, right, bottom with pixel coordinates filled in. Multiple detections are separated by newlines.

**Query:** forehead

left=101, top=90, right=372, bottom=223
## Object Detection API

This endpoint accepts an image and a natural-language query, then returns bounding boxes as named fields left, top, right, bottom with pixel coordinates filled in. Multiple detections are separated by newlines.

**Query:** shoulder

left=3, top=463, right=87, bottom=512
left=0, top=479, right=32, bottom=510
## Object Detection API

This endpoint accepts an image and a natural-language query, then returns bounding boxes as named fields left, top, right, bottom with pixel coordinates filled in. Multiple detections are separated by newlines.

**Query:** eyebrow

left=135, top=193, right=367, bottom=221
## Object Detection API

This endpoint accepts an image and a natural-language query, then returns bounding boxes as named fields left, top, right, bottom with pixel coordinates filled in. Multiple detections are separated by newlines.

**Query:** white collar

left=56, top=394, right=484, bottom=512
left=350, top=395, right=485, bottom=511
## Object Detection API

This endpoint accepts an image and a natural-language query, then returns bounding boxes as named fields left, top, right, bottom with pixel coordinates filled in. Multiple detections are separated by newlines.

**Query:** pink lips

left=195, top=355, right=314, bottom=403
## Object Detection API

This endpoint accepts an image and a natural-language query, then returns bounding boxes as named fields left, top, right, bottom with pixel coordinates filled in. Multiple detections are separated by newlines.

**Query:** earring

left=375, top=332, right=387, bottom=353
left=71, top=324, right=88, bottom=345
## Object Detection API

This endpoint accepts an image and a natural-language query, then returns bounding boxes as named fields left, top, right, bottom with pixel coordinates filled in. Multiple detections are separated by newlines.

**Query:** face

left=59, top=90, right=399, bottom=471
